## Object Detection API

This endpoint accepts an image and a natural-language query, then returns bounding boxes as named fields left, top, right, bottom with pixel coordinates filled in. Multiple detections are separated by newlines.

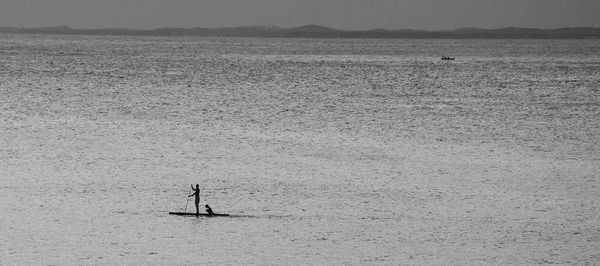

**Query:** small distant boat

left=441, top=56, right=455, bottom=60
left=169, top=212, right=230, bottom=217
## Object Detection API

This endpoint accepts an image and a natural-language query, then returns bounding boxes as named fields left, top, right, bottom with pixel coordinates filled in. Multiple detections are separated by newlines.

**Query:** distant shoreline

left=1, top=24, right=599, bottom=39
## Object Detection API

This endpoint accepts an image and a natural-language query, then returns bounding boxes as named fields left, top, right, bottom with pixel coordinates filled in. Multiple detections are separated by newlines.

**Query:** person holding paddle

left=168, top=185, right=229, bottom=217
left=189, top=184, right=200, bottom=215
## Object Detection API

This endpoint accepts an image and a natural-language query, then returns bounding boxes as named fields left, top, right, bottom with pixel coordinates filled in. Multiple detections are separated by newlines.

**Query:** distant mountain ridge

left=1, top=25, right=599, bottom=39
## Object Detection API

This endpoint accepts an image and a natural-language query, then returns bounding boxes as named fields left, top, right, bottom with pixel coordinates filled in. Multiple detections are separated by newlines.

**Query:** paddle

left=184, top=185, right=192, bottom=212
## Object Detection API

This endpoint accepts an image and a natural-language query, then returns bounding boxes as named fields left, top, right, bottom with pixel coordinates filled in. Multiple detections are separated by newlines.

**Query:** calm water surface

left=1, top=35, right=599, bottom=264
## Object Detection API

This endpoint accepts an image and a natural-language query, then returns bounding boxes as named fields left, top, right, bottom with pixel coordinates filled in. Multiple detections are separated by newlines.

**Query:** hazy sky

left=1, top=0, right=599, bottom=30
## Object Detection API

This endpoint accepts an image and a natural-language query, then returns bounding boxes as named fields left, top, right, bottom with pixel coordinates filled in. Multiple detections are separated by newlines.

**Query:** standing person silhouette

left=189, top=184, right=200, bottom=215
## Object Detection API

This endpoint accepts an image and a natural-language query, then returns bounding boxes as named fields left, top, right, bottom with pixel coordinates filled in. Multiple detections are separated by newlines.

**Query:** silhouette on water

left=168, top=184, right=228, bottom=217
left=189, top=184, right=200, bottom=215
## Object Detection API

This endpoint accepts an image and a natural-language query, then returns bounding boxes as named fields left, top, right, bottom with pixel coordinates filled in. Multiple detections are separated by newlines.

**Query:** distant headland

left=1, top=24, right=599, bottom=39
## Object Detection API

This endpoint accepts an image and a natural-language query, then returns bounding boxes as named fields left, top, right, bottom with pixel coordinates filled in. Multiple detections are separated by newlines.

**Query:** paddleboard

left=169, top=212, right=230, bottom=217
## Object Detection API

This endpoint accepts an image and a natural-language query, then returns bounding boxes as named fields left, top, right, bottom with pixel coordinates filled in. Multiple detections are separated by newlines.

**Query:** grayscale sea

left=1, top=34, right=599, bottom=264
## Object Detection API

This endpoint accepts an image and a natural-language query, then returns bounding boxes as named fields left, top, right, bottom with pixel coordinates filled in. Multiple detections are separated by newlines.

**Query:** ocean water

left=1, top=34, right=599, bottom=264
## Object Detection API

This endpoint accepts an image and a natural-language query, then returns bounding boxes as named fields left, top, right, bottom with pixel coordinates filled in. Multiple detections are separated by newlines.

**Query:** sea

left=1, top=34, right=599, bottom=264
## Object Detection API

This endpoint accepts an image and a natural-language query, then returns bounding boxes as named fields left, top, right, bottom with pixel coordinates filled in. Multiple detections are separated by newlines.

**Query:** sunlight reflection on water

left=1, top=35, right=599, bottom=264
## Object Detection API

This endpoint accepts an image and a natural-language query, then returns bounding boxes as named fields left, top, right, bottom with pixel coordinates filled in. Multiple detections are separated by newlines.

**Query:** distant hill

left=288, top=24, right=337, bottom=33
left=1, top=25, right=599, bottom=39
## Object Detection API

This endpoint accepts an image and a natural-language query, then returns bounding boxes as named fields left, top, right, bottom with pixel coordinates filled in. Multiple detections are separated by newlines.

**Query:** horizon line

left=2, top=24, right=599, bottom=32
left=2, top=24, right=599, bottom=39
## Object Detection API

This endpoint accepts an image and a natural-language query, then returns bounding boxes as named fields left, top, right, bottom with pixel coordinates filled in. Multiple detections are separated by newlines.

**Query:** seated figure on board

left=205, top=204, right=214, bottom=215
